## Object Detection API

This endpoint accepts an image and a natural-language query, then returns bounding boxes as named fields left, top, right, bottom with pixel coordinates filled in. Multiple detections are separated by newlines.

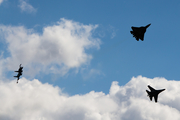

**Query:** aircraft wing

left=130, top=31, right=139, bottom=41
left=131, top=26, right=140, bottom=31
left=14, top=76, right=20, bottom=80
left=154, top=95, right=158, bottom=102
left=148, top=85, right=155, bottom=91
left=139, top=33, right=144, bottom=41
left=15, top=70, right=19, bottom=72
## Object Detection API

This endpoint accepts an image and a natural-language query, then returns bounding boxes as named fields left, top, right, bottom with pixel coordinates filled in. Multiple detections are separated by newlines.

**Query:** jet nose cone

left=160, top=89, right=165, bottom=92
left=145, top=24, right=151, bottom=28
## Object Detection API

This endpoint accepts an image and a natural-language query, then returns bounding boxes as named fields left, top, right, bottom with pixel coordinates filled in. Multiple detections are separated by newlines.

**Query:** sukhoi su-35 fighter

left=130, top=24, right=151, bottom=41
left=146, top=85, right=165, bottom=103
left=14, top=64, right=23, bottom=83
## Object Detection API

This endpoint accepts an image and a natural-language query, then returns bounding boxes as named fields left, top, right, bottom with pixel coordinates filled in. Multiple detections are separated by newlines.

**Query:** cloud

left=108, top=25, right=117, bottom=39
left=0, top=18, right=101, bottom=76
left=81, top=68, right=105, bottom=80
left=0, top=0, right=4, bottom=5
left=18, top=0, right=37, bottom=13
left=93, top=25, right=118, bottom=39
left=0, top=76, right=180, bottom=119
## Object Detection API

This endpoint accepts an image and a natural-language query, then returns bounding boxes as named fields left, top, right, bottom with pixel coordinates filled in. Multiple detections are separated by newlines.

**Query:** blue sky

left=0, top=0, right=180, bottom=96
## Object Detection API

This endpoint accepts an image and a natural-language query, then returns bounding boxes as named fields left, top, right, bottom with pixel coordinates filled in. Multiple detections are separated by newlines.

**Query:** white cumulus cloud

left=18, top=0, right=36, bottom=13
left=0, top=76, right=180, bottom=120
left=0, top=18, right=101, bottom=76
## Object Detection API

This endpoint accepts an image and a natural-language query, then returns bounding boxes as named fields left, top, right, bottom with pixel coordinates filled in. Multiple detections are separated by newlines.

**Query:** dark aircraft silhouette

left=130, top=24, right=151, bottom=41
left=146, top=85, right=165, bottom=103
left=14, top=64, right=23, bottom=83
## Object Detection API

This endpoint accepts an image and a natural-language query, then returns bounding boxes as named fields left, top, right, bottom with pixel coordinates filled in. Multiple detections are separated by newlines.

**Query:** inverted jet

left=14, top=64, right=23, bottom=83
left=146, top=85, right=165, bottom=103
left=130, top=24, right=151, bottom=41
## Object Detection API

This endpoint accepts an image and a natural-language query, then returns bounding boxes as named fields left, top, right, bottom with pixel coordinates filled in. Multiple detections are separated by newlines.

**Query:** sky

left=0, top=0, right=180, bottom=119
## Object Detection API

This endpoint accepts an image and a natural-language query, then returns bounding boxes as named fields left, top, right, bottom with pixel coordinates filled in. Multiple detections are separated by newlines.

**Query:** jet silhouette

left=14, top=64, right=23, bottom=83
left=130, top=24, right=151, bottom=41
left=146, top=85, right=165, bottom=103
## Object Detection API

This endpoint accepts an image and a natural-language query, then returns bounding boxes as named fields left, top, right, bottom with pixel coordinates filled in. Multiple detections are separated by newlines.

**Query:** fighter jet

left=146, top=85, right=165, bottom=103
left=14, top=64, right=23, bottom=83
left=130, top=24, right=151, bottom=41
